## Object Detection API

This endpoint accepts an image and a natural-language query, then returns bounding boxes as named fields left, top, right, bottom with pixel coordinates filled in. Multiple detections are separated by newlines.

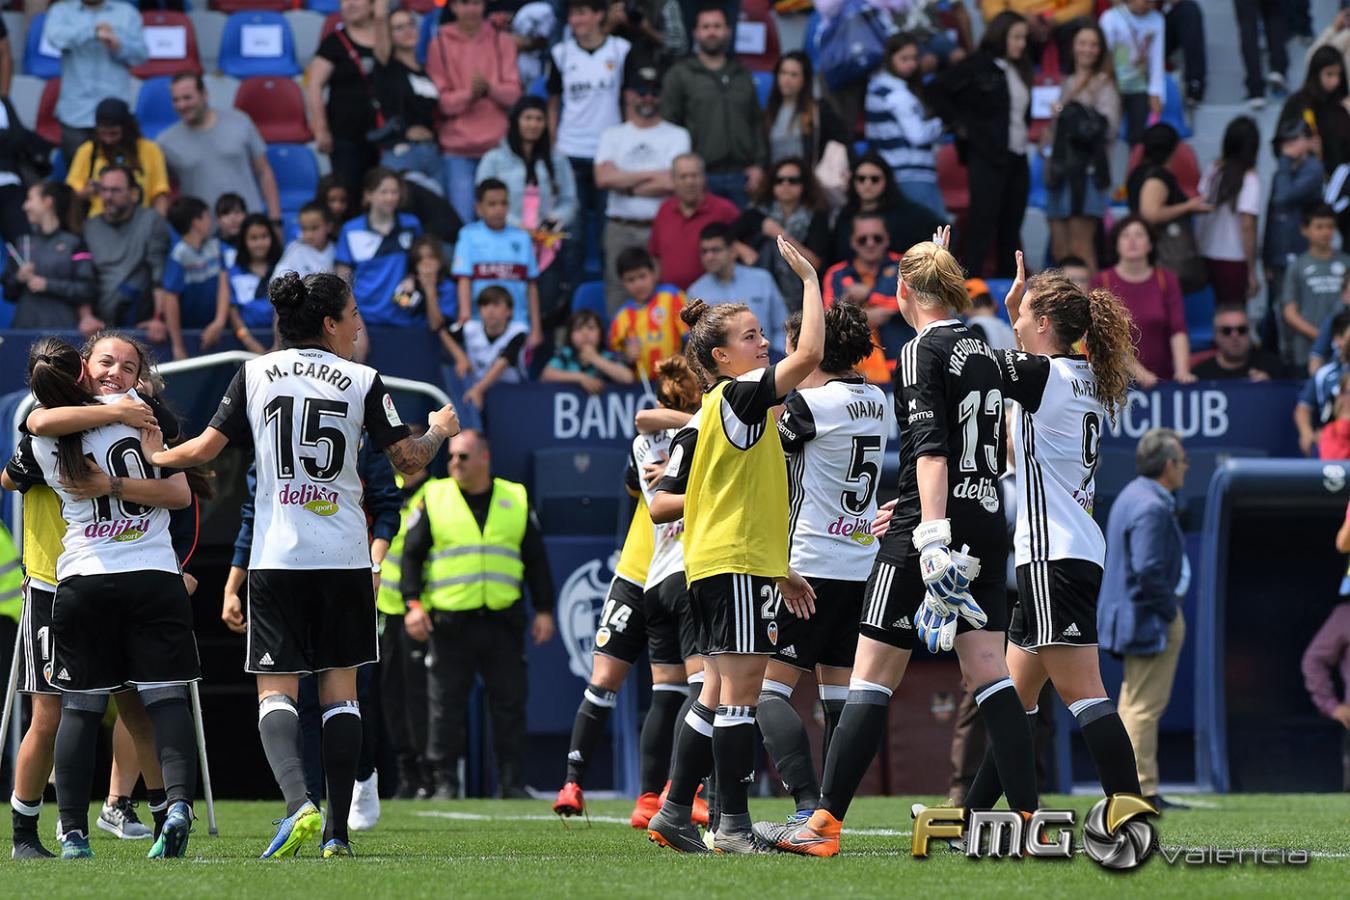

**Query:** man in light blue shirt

left=686, top=221, right=788, bottom=355
left=43, top=0, right=146, bottom=160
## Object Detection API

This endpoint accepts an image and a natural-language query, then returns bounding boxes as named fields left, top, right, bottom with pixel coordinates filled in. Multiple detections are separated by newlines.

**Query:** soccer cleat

left=12, top=837, right=55, bottom=859
left=753, top=809, right=841, bottom=857
left=147, top=801, right=192, bottom=859
left=260, top=801, right=323, bottom=859
left=98, top=797, right=153, bottom=840
left=321, top=838, right=354, bottom=858
left=713, top=828, right=766, bottom=855
left=646, top=806, right=710, bottom=854
left=349, top=773, right=381, bottom=832
left=657, top=781, right=709, bottom=827
left=629, top=792, right=661, bottom=829
left=60, top=831, right=94, bottom=860
left=553, top=782, right=585, bottom=818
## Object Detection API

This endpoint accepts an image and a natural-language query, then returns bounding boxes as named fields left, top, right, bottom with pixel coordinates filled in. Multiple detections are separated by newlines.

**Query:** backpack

left=818, top=1, right=896, bottom=91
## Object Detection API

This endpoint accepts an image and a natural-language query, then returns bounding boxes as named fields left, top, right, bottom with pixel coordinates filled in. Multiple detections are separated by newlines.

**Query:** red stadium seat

left=211, top=0, right=293, bottom=13
left=936, top=142, right=968, bottom=218
left=36, top=78, right=62, bottom=148
left=401, top=0, right=440, bottom=12
left=133, top=12, right=203, bottom=80
left=320, top=10, right=342, bottom=41
left=736, top=0, right=781, bottom=73
left=235, top=76, right=314, bottom=143
left=1126, top=140, right=1202, bottom=197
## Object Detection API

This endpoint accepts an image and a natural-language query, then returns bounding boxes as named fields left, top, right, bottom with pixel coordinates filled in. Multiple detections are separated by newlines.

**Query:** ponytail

left=654, top=355, right=702, bottom=413
left=681, top=298, right=749, bottom=387
left=26, top=337, right=97, bottom=482
left=898, top=242, right=969, bottom=314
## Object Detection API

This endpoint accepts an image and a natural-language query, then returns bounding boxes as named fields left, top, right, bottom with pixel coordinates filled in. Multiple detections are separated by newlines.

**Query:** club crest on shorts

left=767, top=621, right=779, bottom=646
left=595, top=627, right=611, bottom=648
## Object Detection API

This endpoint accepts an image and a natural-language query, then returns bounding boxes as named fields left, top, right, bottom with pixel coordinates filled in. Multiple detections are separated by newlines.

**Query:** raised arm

left=27, top=396, right=157, bottom=436
left=771, top=235, right=824, bottom=397
left=145, top=426, right=230, bottom=470
left=1003, top=250, right=1026, bottom=331
left=384, top=404, right=460, bottom=474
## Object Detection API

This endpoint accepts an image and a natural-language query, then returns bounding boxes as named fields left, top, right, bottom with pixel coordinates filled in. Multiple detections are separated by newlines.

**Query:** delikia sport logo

left=84, top=517, right=150, bottom=543
left=278, top=484, right=341, bottom=517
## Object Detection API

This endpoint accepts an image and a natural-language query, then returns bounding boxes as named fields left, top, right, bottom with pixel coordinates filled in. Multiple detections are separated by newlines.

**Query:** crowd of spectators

left=5, top=0, right=1350, bottom=455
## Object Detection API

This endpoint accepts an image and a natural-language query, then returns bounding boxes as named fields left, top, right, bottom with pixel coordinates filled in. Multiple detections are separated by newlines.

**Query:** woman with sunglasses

left=740, top=158, right=831, bottom=312
left=829, top=152, right=944, bottom=267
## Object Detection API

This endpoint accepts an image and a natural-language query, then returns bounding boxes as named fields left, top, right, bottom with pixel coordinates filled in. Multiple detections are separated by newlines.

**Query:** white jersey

left=549, top=35, right=630, bottom=158
left=460, top=319, right=528, bottom=384
left=635, top=423, right=688, bottom=588
left=998, top=351, right=1106, bottom=566
left=777, top=378, right=891, bottom=581
left=209, top=346, right=411, bottom=570
left=23, top=392, right=180, bottom=579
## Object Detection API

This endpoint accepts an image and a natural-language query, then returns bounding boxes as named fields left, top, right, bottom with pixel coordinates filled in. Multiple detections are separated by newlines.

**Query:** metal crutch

left=188, top=680, right=218, bottom=836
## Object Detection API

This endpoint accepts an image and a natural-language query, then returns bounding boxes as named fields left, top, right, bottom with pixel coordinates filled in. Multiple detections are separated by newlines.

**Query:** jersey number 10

left=87, top=436, right=153, bottom=522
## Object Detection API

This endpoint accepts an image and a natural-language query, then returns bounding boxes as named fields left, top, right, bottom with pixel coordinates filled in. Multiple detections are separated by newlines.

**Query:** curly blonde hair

left=898, top=242, right=970, bottom=315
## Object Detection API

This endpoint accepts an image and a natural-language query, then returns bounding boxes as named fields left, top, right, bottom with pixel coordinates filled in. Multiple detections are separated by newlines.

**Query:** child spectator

left=162, top=196, right=227, bottom=360
left=1320, top=373, right=1350, bottom=460
left=452, top=179, right=541, bottom=347
left=1058, top=254, right=1094, bottom=293
left=275, top=202, right=336, bottom=279
left=1284, top=204, right=1350, bottom=370
left=443, top=286, right=531, bottom=410
left=608, top=246, right=686, bottom=378
left=1100, top=0, right=1165, bottom=144
left=965, top=278, right=1016, bottom=351
left=1296, top=312, right=1350, bottom=455
left=315, top=175, right=352, bottom=233
left=1264, top=118, right=1324, bottom=336
left=214, top=193, right=246, bottom=269
left=225, top=213, right=283, bottom=355
left=0, top=182, right=96, bottom=332
left=542, top=308, right=635, bottom=392
left=1310, top=273, right=1350, bottom=374
left=398, top=235, right=458, bottom=330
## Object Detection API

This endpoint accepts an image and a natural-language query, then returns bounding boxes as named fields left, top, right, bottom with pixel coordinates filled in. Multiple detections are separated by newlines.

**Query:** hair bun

left=680, top=299, right=709, bottom=328
left=269, top=271, right=308, bottom=312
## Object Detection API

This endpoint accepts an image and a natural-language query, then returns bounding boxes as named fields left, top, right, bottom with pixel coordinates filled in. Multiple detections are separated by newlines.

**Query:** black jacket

left=928, top=51, right=1026, bottom=166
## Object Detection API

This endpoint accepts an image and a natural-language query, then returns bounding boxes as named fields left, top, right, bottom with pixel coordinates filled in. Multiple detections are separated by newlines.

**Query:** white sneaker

left=96, top=798, right=152, bottom=840
left=348, top=772, right=381, bottom=832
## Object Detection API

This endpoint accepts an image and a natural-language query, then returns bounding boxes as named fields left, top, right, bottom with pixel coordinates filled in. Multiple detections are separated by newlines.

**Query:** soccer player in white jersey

left=7, top=337, right=201, bottom=860
left=145, top=272, right=459, bottom=858
left=961, top=257, right=1146, bottom=809
left=756, top=304, right=890, bottom=823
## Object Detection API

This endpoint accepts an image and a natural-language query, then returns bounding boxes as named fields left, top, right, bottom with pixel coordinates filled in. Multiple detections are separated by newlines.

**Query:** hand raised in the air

left=1004, top=250, right=1026, bottom=322
left=777, top=234, right=818, bottom=283
left=114, top=394, right=157, bottom=431
left=776, top=569, right=816, bottom=620
left=931, top=225, right=951, bottom=249
left=428, top=402, right=461, bottom=438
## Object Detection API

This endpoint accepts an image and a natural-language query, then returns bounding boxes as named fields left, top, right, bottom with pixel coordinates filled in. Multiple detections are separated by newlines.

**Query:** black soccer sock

left=565, top=683, right=616, bottom=786
left=12, top=796, right=42, bottom=840
left=638, top=684, right=687, bottom=795
left=818, top=684, right=849, bottom=762
left=757, top=682, right=819, bottom=811
left=667, top=701, right=714, bottom=807
left=259, top=695, right=311, bottom=815
left=321, top=701, right=363, bottom=844
left=1071, top=698, right=1142, bottom=796
left=975, top=678, right=1039, bottom=813
left=55, top=694, right=109, bottom=839
left=712, top=705, right=757, bottom=822
left=141, top=689, right=198, bottom=810
left=963, top=705, right=1040, bottom=809
left=669, top=675, right=701, bottom=775
left=819, top=679, right=892, bottom=821
left=147, top=788, right=168, bottom=840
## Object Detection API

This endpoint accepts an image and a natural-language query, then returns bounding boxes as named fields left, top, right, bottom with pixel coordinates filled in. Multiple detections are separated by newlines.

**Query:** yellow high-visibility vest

left=378, top=483, right=427, bottom=616
left=0, top=522, right=21, bottom=623
left=423, top=478, right=528, bottom=612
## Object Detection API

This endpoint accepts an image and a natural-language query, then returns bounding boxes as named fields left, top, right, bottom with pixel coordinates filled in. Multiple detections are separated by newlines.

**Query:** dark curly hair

left=786, top=304, right=876, bottom=375
left=270, top=271, right=352, bottom=347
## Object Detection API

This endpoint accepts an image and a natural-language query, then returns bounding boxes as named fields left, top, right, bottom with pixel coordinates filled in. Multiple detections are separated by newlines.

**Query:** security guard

left=401, top=429, right=556, bottom=799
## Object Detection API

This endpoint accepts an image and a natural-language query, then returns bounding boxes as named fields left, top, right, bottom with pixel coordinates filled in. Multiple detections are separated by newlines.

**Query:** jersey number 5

left=841, top=435, right=883, bottom=515
left=263, top=396, right=349, bottom=483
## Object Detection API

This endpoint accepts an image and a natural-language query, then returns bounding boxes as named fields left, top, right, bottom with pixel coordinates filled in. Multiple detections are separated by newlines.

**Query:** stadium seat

left=527, top=74, right=548, bottom=100
left=752, top=70, right=772, bottom=108
left=234, top=76, right=312, bottom=143
left=284, top=9, right=325, bottom=64
left=936, top=142, right=968, bottom=218
left=1159, top=75, right=1191, bottom=139
left=803, top=10, right=821, bottom=69
left=852, top=140, right=869, bottom=158
left=218, top=11, right=300, bottom=78
left=3, top=12, right=24, bottom=73
left=210, top=0, right=291, bottom=13
left=189, top=10, right=228, bottom=72
left=531, top=447, right=629, bottom=536
left=35, top=78, right=62, bottom=147
left=267, top=143, right=320, bottom=214
left=570, top=281, right=607, bottom=331
left=134, top=76, right=179, bottom=140
left=1027, top=151, right=1047, bottom=210
left=24, top=13, right=62, bottom=79
left=401, top=0, right=439, bottom=12
left=1185, top=284, right=1216, bottom=352
left=1126, top=140, right=1201, bottom=197
left=133, top=11, right=202, bottom=79
left=736, top=0, right=781, bottom=73
left=9, top=74, right=46, bottom=131
left=203, top=72, right=241, bottom=107
left=306, top=0, right=340, bottom=13
left=418, top=9, right=442, bottom=63
left=319, top=11, right=341, bottom=41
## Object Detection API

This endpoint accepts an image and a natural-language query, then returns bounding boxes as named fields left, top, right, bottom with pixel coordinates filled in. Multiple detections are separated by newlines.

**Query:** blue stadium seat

left=1160, top=75, right=1191, bottom=140
left=528, top=74, right=548, bottom=100
left=1027, top=151, right=1047, bottom=210
left=803, top=11, right=821, bottom=68
left=134, top=76, right=179, bottom=140
left=531, top=447, right=629, bottom=536
left=983, top=278, right=1014, bottom=323
left=1185, top=284, right=1216, bottom=351
left=753, top=70, right=773, bottom=108
left=417, top=9, right=441, bottom=64
left=306, top=0, right=340, bottom=12
left=24, top=13, right=62, bottom=79
left=267, top=143, right=320, bottom=214
left=852, top=140, right=869, bottom=158
left=218, top=11, right=300, bottom=78
left=571, top=281, right=607, bottom=330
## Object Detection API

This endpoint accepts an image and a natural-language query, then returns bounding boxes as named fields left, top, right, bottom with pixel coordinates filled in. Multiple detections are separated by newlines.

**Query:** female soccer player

left=757, top=303, right=890, bottom=822
left=6, top=336, right=199, bottom=860
left=645, top=236, right=823, bottom=854
left=961, top=255, right=1143, bottom=808
left=144, top=272, right=458, bottom=858
left=555, top=357, right=707, bottom=829
left=758, top=241, right=1038, bottom=857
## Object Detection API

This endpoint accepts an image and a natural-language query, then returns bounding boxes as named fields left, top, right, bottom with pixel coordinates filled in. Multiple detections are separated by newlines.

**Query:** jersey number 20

left=263, top=396, right=348, bottom=482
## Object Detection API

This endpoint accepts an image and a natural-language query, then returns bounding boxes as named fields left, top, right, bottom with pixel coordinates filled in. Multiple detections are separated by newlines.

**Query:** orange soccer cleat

left=752, top=809, right=842, bottom=857
left=552, top=782, right=585, bottom=818
left=630, top=792, right=661, bottom=829
left=655, top=781, right=710, bottom=827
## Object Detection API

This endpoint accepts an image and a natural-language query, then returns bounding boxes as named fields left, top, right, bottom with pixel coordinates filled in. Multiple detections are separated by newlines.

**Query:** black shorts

left=771, top=577, right=864, bottom=671
left=593, top=576, right=648, bottom=664
left=1009, top=559, right=1102, bottom=650
left=50, top=571, right=201, bottom=693
left=860, top=554, right=1008, bottom=651
left=17, top=580, right=57, bottom=695
left=689, top=573, right=781, bottom=656
left=645, top=572, right=699, bottom=665
left=246, top=568, right=378, bottom=675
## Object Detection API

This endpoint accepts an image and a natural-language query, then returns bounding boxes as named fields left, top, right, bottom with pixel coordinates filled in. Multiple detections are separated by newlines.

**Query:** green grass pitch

left=4, top=794, right=1348, bottom=897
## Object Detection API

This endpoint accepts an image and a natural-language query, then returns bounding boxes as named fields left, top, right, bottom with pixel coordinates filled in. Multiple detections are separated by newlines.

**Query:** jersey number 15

left=263, top=396, right=349, bottom=482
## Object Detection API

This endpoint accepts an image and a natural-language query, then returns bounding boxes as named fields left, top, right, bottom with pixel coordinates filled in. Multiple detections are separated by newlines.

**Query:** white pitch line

left=413, top=810, right=911, bottom=837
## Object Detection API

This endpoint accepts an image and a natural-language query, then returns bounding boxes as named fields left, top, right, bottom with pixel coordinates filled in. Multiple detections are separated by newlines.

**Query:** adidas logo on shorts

left=57, top=668, right=70, bottom=681
left=892, top=616, right=913, bottom=630
left=259, top=652, right=275, bottom=666
left=1062, top=623, right=1082, bottom=638
left=780, top=645, right=798, bottom=659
